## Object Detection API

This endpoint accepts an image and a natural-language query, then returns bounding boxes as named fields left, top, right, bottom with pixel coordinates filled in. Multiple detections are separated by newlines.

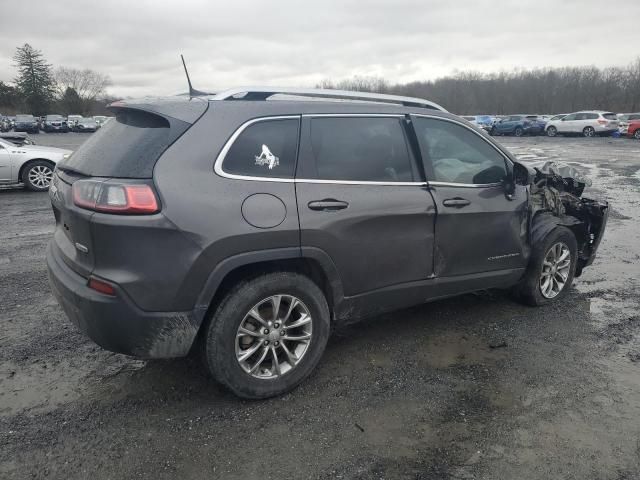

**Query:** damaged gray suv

left=46, top=88, right=608, bottom=399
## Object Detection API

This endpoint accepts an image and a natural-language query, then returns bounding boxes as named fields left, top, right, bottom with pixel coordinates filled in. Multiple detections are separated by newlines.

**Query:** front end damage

left=526, top=161, right=609, bottom=277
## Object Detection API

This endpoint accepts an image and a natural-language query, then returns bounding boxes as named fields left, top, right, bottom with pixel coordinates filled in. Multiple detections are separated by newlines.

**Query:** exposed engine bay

left=525, top=161, right=609, bottom=276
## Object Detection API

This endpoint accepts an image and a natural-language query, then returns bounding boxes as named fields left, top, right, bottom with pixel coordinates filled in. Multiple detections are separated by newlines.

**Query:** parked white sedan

left=0, top=138, right=72, bottom=191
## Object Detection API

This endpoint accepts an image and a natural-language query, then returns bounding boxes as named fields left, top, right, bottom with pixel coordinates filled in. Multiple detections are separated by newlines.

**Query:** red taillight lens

left=597, top=119, right=607, bottom=125
left=73, top=180, right=159, bottom=214
left=88, top=277, right=116, bottom=296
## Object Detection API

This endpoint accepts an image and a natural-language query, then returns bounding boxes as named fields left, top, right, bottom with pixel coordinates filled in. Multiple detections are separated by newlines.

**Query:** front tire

left=547, top=126, right=557, bottom=137
left=22, top=160, right=54, bottom=191
left=514, top=127, right=524, bottom=137
left=202, top=272, right=330, bottom=399
left=514, top=226, right=577, bottom=306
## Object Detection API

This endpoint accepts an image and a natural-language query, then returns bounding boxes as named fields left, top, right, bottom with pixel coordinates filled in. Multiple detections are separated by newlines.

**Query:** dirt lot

left=1, top=133, right=640, bottom=479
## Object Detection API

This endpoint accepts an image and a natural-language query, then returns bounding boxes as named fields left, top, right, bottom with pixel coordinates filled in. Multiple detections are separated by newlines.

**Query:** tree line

left=319, top=58, right=640, bottom=114
left=0, top=44, right=113, bottom=116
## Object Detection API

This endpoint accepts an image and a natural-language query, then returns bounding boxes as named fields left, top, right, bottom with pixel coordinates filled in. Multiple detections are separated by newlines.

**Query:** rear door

left=295, top=115, right=436, bottom=296
left=410, top=115, right=527, bottom=277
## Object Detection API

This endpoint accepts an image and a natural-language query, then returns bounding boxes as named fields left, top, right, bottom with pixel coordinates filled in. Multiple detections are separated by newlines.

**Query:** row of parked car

left=461, top=112, right=640, bottom=139
left=0, top=114, right=111, bottom=134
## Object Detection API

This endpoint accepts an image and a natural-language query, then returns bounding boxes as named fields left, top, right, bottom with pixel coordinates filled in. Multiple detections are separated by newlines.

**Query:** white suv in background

left=545, top=111, right=619, bottom=137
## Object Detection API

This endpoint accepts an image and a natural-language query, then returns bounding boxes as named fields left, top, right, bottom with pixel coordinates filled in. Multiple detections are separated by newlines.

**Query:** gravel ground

left=1, top=132, right=640, bottom=479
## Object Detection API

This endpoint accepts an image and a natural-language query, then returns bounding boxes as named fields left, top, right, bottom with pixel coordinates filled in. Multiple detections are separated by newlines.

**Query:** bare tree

left=54, top=67, right=111, bottom=101
left=322, top=58, right=640, bottom=114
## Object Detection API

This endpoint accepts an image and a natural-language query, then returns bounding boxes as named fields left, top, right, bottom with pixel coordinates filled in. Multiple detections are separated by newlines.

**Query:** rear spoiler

left=108, top=96, right=208, bottom=124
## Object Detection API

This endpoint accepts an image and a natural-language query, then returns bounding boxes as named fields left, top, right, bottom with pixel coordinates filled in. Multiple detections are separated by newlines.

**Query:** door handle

left=442, top=198, right=470, bottom=208
left=308, top=199, right=349, bottom=211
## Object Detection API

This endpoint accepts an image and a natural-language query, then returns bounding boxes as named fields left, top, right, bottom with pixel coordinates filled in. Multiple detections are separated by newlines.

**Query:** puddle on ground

left=418, top=332, right=508, bottom=369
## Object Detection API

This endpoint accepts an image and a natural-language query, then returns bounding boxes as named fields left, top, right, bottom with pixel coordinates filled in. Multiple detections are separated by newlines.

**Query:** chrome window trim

left=429, top=181, right=503, bottom=188
left=215, top=114, right=426, bottom=186
left=410, top=113, right=513, bottom=188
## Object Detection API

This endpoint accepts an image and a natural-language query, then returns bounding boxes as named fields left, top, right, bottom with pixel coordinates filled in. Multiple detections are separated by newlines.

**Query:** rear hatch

left=602, top=113, right=618, bottom=128
left=50, top=97, right=208, bottom=278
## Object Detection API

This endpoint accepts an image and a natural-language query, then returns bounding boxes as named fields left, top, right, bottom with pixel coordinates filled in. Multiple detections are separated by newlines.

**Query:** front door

left=0, top=141, right=13, bottom=182
left=558, top=113, right=579, bottom=133
left=411, top=115, right=528, bottom=278
left=295, top=115, right=436, bottom=297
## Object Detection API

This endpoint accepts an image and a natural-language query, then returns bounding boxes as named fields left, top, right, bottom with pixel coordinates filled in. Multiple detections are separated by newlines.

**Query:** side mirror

left=513, top=162, right=533, bottom=186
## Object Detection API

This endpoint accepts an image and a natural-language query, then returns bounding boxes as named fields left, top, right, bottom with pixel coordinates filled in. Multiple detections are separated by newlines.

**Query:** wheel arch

left=18, top=158, right=56, bottom=182
left=195, top=247, right=344, bottom=327
left=530, top=212, right=588, bottom=276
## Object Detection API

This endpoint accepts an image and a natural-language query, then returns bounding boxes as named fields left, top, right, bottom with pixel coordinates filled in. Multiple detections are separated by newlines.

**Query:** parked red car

left=628, top=120, right=640, bottom=139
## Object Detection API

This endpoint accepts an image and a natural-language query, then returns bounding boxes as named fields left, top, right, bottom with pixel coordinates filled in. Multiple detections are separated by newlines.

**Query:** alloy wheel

left=27, top=165, right=53, bottom=189
left=539, top=242, right=571, bottom=299
left=583, top=127, right=595, bottom=137
left=235, top=295, right=313, bottom=379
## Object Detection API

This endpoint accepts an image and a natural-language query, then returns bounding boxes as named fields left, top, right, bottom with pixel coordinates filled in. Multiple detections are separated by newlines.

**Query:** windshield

left=16, top=115, right=34, bottom=121
left=81, top=118, right=96, bottom=123
left=46, top=115, right=63, bottom=120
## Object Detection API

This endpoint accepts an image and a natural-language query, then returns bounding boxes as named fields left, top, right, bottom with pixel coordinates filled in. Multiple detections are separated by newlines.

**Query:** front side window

left=222, top=118, right=299, bottom=178
left=563, top=113, right=578, bottom=121
left=413, top=117, right=507, bottom=185
left=306, top=117, right=415, bottom=182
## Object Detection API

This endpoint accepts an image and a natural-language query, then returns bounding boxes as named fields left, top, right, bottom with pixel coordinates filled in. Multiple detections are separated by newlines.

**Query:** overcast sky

left=1, top=0, right=639, bottom=98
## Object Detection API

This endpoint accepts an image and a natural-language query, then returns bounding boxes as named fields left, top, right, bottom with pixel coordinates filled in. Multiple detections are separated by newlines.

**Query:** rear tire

left=514, top=127, right=524, bottom=137
left=22, top=160, right=54, bottom=191
left=634, top=130, right=640, bottom=140
left=202, top=272, right=330, bottom=399
left=514, top=226, right=577, bottom=306
left=583, top=126, right=596, bottom=137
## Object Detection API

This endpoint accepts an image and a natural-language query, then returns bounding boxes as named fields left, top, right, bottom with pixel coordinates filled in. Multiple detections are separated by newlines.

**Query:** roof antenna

left=181, top=54, right=209, bottom=96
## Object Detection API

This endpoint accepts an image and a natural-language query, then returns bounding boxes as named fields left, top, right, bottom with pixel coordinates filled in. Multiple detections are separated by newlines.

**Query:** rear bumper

left=46, top=242, right=205, bottom=358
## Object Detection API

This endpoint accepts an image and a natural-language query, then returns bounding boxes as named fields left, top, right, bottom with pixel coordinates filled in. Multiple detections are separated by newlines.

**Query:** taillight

left=73, top=179, right=159, bottom=214
left=597, top=119, right=607, bottom=125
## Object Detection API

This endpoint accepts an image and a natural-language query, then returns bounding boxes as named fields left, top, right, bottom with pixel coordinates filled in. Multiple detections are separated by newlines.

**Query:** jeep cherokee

left=46, top=88, right=608, bottom=399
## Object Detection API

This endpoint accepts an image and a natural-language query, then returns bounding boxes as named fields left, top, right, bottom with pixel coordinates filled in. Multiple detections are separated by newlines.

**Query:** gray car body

left=47, top=95, right=608, bottom=358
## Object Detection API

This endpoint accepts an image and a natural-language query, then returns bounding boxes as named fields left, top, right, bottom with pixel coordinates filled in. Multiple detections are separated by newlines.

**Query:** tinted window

left=603, top=113, right=617, bottom=120
left=223, top=119, right=299, bottom=178
left=413, top=117, right=507, bottom=185
left=563, top=113, right=578, bottom=121
left=307, top=117, right=414, bottom=182
left=630, top=114, right=640, bottom=120
left=584, top=113, right=598, bottom=120
left=60, top=109, right=188, bottom=178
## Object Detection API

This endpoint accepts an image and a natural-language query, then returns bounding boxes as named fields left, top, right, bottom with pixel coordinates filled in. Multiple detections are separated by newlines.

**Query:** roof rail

left=209, top=87, right=447, bottom=112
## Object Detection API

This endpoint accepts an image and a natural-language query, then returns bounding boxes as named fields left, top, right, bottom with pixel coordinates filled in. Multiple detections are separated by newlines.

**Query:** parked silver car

left=0, top=138, right=72, bottom=191
left=545, top=111, right=619, bottom=137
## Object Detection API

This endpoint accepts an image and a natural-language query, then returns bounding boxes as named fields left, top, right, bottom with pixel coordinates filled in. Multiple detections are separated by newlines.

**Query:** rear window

left=603, top=113, right=617, bottom=120
left=59, top=109, right=189, bottom=178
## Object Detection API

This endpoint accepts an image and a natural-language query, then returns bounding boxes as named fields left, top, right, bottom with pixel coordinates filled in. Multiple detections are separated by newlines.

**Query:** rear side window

left=413, top=117, right=507, bottom=185
left=222, top=118, right=299, bottom=178
left=60, top=109, right=188, bottom=178
left=585, top=113, right=599, bottom=120
left=603, top=113, right=618, bottom=120
left=306, top=117, right=415, bottom=182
